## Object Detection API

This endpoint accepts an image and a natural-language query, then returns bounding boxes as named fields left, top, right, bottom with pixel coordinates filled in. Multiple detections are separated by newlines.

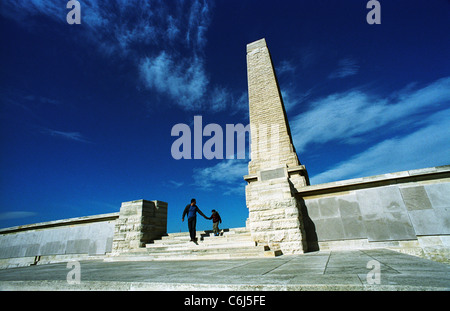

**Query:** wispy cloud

left=166, top=180, right=184, bottom=189
left=41, top=128, right=91, bottom=143
left=276, top=60, right=296, bottom=76
left=186, top=0, right=211, bottom=50
left=311, top=108, right=450, bottom=184
left=291, top=76, right=450, bottom=152
left=139, top=52, right=208, bottom=111
left=193, top=160, right=247, bottom=195
left=1, top=0, right=227, bottom=112
left=229, top=91, right=248, bottom=117
left=281, top=88, right=312, bottom=112
left=328, top=57, right=360, bottom=79
left=210, top=87, right=231, bottom=113
left=24, top=95, right=60, bottom=105
left=0, top=211, right=37, bottom=221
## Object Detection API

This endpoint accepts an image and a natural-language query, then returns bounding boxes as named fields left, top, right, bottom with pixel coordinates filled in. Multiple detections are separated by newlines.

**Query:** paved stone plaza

left=0, top=249, right=448, bottom=291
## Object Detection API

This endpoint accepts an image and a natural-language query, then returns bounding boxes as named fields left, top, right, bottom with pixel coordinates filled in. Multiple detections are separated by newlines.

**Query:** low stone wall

left=0, top=199, right=168, bottom=268
left=0, top=213, right=119, bottom=268
left=298, top=166, right=450, bottom=262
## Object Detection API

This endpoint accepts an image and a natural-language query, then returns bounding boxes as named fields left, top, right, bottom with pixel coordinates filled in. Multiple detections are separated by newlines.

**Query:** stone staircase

left=105, top=227, right=281, bottom=261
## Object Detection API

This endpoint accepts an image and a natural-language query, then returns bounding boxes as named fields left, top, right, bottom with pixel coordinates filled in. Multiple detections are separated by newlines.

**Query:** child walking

left=209, top=209, right=222, bottom=236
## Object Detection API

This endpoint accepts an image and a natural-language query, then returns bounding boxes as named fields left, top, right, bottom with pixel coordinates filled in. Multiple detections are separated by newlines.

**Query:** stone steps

left=154, top=233, right=253, bottom=245
left=146, top=240, right=258, bottom=252
left=105, top=227, right=281, bottom=261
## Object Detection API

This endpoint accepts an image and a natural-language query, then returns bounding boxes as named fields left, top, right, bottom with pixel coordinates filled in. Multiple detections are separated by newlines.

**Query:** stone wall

left=298, top=166, right=450, bottom=262
left=0, top=199, right=168, bottom=268
left=0, top=213, right=118, bottom=268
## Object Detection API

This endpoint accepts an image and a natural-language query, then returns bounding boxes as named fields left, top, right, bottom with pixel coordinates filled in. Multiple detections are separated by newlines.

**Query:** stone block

left=357, top=186, right=406, bottom=215
left=314, top=218, right=345, bottom=241
left=342, top=216, right=366, bottom=239
left=66, top=239, right=90, bottom=254
left=364, top=214, right=390, bottom=242
left=41, top=241, right=65, bottom=255
left=272, top=218, right=300, bottom=230
left=260, top=167, right=286, bottom=181
left=249, top=220, right=273, bottom=231
left=252, top=208, right=285, bottom=221
left=337, top=196, right=361, bottom=217
left=88, top=240, right=99, bottom=255
left=400, top=186, right=433, bottom=211
left=318, top=197, right=340, bottom=218
left=24, top=244, right=40, bottom=257
left=384, top=212, right=416, bottom=240
left=304, top=199, right=320, bottom=219
left=425, top=182, right=450, bottom=208
left=356, top=189, right=384, bottom=216
left=380, top=187, right=407, bottom=213
left=409, top=208, right=450, bottom=235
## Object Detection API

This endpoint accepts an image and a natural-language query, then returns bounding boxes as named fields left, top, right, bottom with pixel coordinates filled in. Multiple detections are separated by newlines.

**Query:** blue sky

left=1, top=0, right=449, bottom=233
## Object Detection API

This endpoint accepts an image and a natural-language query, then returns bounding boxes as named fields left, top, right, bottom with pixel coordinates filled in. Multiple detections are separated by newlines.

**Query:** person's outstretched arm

left=182, top=205, right=189, bottom=221
left=197, top=207, right=208, bottom=219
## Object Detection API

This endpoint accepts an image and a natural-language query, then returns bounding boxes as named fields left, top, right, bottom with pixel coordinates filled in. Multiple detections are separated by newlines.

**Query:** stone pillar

left=111, top=200, right=167, bottom=253
left=244, top=38, right=309, bottom=254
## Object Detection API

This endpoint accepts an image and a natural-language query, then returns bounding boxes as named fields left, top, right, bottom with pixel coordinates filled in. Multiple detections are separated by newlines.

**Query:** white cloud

left=186, top=0, right=211, bottom=49
left=276, top=60, right=296, bottom=76
left=210, top=87, right=230, bottom=112
left=281, top=88, right=312, bottom=112
left=229, top=91, right=248, bottom=116
left=193, top=160, right=247, bottom=195
left=166, top=15, right=180, bottom=40
left=0, top=211, right=37, bottom=221
left=41, top=128, right=91, bottom=143
left=166, top=180, right=184, bottom=188
left=311, top=108, right=450, bottom=184
left=0, top=1, right=210, bottom=57
left=292, top=76, right=450, bottom=152
left=139, top=52, right=209, bottom=111
left=1, top=0, right=234, bottom=113
left=328, top=58, right=360, bottom=79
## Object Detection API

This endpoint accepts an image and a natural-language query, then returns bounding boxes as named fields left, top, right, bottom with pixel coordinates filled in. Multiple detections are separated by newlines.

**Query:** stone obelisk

left=244, top=38, right=309, bottom=254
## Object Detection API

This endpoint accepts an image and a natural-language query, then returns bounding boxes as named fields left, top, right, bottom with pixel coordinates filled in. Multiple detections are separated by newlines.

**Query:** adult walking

left=182, top=198, right=209, bottom=242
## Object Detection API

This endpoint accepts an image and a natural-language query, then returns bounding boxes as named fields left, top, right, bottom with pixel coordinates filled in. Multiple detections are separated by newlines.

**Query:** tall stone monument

left=244, top=38, right=310, bottom=254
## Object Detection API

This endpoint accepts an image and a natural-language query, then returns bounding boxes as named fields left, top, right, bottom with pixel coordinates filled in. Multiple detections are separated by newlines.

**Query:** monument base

left=245, top=177, right=307, bottom=255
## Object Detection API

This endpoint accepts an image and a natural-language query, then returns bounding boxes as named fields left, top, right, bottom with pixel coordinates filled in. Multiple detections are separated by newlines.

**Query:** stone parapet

left=112, top=200, right=167, bottom=253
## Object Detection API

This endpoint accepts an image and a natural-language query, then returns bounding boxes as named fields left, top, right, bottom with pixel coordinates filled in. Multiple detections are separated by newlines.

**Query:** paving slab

left=0, top=249, right=448, bottom=291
